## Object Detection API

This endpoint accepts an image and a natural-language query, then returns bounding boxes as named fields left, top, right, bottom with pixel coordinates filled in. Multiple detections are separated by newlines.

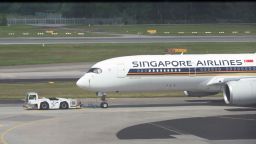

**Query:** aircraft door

left=189, top=61, right=197, bottom=76
left=117, top=63, right=126, bottom=78
left=189, top=67, right=196, bottom=76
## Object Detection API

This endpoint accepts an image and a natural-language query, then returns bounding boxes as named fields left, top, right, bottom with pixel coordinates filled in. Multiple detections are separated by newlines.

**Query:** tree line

left=0, top=2, right=255, bottom=24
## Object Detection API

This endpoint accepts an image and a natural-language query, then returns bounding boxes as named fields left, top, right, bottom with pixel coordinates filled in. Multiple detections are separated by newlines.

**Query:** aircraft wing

left=206, top=76, right=256, bottom=86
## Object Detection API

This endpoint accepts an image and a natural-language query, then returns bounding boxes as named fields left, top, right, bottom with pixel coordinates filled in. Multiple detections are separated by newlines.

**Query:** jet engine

left=184, top=91, right=219, bottom=97
left=223, top=79, right=256, bottom=105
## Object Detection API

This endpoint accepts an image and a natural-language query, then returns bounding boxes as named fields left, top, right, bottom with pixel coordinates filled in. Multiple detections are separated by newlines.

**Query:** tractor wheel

left=40, top=102, right=49, bottom=110
left=60, top=102, right=69, bottom=109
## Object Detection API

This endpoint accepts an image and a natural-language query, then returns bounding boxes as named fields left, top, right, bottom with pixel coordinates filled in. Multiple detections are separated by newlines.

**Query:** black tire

left=60, top=102, right=69, bottom=109
left=100, top=102, right=108, bottom=108
left=40, top=102, right=49, bottom=110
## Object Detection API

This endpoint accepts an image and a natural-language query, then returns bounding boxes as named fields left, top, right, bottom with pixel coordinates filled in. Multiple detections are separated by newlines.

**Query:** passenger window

left=88, top=68, right=102, bottom=74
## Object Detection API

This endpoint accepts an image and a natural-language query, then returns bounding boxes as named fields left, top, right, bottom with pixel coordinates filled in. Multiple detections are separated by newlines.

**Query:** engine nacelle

left=223, top=79, right=256, bottom=105
left=184, top=91, right=219, bottom=97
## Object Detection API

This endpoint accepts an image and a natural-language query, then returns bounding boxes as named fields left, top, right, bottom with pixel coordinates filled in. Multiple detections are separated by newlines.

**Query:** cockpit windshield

left=87, top=68, right=102, bottom=74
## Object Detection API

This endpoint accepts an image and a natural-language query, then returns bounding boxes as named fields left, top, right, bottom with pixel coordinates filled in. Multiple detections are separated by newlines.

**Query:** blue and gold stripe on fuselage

left=127, top=66, right=256, bottom=76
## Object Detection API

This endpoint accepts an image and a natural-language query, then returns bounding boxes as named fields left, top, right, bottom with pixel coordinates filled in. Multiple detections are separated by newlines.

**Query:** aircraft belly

left=112, top=76, right=215, bottom=92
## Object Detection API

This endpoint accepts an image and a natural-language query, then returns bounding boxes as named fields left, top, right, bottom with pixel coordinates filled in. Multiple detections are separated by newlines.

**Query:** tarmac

left=0, top=97, right=255, bottom=144
left=0, top=35, right=256, bottom=143
left=0, top=35, right=255, bottom=45
left=0, top=62, right=94, bottom=83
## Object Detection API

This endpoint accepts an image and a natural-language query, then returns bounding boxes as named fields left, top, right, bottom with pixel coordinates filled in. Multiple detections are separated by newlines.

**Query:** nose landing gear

left=100, top=95, right=108, bottom=108
left=97, top=92, right=108, bottom=108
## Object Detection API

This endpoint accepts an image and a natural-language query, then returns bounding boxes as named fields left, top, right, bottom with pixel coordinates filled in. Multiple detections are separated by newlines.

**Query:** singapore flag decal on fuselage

left=77, top=53, right=256, bottom=107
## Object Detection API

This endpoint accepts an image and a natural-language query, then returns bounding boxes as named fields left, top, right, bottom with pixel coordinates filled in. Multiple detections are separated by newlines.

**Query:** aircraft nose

left=76, top=75, right=90, bottom=89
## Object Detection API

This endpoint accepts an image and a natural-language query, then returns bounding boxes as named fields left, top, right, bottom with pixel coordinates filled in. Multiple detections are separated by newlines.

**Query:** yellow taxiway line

left=0, top=117, right=58, bottom=144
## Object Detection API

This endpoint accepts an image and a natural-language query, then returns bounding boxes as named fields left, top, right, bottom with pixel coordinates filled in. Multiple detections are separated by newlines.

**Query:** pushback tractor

left=24, top=92, right=81, bottom=110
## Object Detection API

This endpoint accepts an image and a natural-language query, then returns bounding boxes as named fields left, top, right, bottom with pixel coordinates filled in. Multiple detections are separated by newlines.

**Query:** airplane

left=76, top=53, right=256, bottom=108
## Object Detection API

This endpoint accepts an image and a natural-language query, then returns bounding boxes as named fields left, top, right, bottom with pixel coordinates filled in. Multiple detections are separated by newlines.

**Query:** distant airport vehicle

left=24, top=92, right=81, bottom=110
left=166, top=48, right=188, bottom=54
left=77, top=54, right=256, bottom=108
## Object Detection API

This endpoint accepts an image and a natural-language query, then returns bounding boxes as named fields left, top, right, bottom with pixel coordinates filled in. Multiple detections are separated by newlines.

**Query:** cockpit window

left=87, top=68, right=102, bottom=74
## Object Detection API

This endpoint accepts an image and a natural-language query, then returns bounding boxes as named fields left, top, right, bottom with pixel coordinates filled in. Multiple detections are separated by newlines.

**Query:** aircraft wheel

left=100, top=102, right=108, bottom=108
left=40, top=102, right=49, bottom=110
left=60, top=102, right=69, bottom=109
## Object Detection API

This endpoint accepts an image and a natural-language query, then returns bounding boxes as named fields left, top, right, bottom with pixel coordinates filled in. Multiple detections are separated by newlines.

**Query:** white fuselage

left=76, top=54, right=256, bottom=93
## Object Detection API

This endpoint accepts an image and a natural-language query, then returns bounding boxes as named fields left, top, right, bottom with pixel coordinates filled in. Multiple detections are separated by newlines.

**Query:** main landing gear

left=97, top=92, right=108, bottom=108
